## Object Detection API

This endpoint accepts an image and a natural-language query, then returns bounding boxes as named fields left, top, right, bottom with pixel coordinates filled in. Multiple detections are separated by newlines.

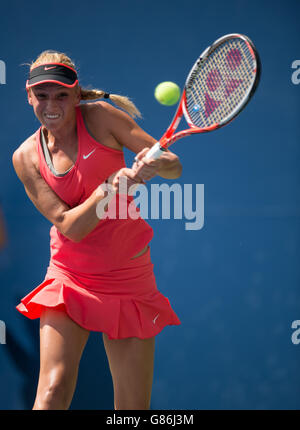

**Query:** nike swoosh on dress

left=83, top=148, right=96, bottom=160
left=153, top=314, right=160, bottom=324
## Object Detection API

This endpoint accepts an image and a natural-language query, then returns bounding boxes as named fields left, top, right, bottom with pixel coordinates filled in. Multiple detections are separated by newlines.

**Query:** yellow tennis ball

left=154, top=81, right=180, bottom=106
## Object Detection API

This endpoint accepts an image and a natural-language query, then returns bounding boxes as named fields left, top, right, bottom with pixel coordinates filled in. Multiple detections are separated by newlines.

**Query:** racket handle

left=144, top=142, right=166, bottom=160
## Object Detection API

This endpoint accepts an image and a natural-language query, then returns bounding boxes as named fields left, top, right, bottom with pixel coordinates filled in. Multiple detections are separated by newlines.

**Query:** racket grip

left=144, top=142, right=166, bottom=160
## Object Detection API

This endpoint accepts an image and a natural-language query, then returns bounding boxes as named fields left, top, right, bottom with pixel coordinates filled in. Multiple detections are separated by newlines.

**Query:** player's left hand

left=108, top=167, right=145, bottom=194
left=131, top=147, right=164, bottom=182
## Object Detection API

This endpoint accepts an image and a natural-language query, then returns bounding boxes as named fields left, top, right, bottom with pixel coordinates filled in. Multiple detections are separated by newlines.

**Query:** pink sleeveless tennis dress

left=16, top=105, right=180, bottom=339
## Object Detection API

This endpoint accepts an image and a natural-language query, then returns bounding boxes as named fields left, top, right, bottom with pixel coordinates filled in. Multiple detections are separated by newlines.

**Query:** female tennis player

left=12, top=50, right=182, bottom=410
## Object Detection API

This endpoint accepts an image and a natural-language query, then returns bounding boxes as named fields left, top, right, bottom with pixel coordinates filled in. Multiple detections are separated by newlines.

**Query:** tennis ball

left=154, top=81, right=180, bottom=106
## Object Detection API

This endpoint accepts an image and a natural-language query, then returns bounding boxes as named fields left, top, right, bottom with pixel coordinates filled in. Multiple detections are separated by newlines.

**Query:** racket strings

left=186, top=38, right=256, bottom=128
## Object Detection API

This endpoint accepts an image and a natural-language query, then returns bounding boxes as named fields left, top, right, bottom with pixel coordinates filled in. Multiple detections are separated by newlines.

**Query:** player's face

left=27, top=83, right=80, bottom=131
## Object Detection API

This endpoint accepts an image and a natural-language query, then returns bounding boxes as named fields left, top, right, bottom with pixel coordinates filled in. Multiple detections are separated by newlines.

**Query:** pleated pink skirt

left=16, top=247, right=180, bottom=339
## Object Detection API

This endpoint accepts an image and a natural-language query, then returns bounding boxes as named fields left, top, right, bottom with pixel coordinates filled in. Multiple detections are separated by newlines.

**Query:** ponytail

left=80, top=88, right=141, bottom=119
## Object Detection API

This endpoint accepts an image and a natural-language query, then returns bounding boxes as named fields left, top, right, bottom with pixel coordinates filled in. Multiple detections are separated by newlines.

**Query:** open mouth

left=44, top=113, right=60, bottom=120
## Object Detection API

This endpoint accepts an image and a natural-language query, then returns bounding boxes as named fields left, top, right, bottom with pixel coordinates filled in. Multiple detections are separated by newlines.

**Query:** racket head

left=183, top=33, right=261, bottom=131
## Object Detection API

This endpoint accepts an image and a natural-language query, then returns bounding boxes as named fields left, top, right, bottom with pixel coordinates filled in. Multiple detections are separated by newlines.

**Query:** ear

left=26, top=88, right=33, bottom=106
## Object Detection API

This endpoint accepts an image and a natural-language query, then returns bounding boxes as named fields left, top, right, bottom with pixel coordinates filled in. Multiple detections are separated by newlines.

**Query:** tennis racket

left=145, top=33, right=261, bottom=160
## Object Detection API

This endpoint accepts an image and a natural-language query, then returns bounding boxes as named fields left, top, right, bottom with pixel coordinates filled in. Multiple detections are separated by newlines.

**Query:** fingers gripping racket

left=145, top=33, right=261, bottom=160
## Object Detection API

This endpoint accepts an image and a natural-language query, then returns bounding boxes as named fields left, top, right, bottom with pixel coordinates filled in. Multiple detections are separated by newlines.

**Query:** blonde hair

left=29, top=50, right=141, bottom=118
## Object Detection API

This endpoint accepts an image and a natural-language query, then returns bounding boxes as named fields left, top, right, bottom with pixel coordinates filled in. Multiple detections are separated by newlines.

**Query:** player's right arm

left=12, top=136, right=107, bottom=243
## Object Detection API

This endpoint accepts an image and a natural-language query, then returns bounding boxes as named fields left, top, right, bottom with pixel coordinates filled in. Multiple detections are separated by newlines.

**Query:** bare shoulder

left=80, top=101, right=131, bottom=151
left=81, top=101, right=132, bottom=126
left=12, top=133, right=40, bottom=182
left=80, top=101, right=155, bottom=153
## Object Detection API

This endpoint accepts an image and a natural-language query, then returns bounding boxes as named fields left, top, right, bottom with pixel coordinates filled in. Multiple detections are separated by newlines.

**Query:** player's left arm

left=102, top=102, right=182, bottom=180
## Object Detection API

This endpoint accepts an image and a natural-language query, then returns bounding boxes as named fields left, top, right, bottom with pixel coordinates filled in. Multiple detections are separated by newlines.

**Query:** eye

left=36, top=93, right=46, bottom=99
left=57, top=93, right=68, bottom=99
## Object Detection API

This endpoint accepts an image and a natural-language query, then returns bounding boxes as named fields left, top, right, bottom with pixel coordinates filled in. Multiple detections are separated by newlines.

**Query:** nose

left=46, top=97, right=59, bottom=112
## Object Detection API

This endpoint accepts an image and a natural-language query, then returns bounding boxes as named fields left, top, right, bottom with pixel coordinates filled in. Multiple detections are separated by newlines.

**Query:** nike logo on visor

left=83, top=149, right=96, bottom=159
left=44, top=66, right=56, bottom=70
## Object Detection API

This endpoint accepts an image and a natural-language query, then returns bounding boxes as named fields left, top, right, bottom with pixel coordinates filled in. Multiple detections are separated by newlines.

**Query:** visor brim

left=26, top=76, right=78, bottom=88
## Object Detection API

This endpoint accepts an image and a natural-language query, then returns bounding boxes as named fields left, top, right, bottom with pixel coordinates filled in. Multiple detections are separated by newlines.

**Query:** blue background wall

left=0, top=0, right=299, bottom=409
